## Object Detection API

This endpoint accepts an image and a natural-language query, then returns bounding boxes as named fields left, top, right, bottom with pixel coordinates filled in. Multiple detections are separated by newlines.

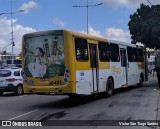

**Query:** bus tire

left=137, top=75, right=143, bottom=87
left=106, top=78, right=114, bottom=97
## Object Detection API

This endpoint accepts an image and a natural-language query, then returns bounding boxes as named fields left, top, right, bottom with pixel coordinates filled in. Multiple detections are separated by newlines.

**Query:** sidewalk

left=151, top=74, right=160, bottom=129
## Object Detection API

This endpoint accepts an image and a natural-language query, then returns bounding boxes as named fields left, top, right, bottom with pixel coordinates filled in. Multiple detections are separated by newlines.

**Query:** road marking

left=8, top=109, right=38, bottom=120
left=18, top=95, right=28, bottom=97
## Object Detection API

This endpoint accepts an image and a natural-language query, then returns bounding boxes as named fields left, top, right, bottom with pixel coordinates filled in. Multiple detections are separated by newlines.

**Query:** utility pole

left=0, top=0, right=24, bottom=64
left=11, top=0, right=14, bottom=64
left=147, top=0, right=152, bottom=6
left=73, top=0, right=103, bottom=34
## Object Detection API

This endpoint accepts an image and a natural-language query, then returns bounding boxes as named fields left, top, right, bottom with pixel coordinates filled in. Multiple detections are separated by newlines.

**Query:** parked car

left=0, top=67, right=23, bottom=95
left=2, top=59, right=22, bottom=68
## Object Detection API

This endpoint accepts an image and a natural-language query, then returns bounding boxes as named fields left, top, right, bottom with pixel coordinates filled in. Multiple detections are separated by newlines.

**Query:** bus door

left=120, top=48, right=128, bottom=85
left=89, top=44, right=99, bottom=92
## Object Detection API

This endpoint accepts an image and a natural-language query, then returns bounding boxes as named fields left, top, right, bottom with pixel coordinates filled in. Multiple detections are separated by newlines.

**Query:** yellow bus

left=22, top=30, right=147, bottom=97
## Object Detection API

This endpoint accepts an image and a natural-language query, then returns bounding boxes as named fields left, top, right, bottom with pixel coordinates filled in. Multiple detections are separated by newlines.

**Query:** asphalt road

left=0, top=74, right=160, bottom=129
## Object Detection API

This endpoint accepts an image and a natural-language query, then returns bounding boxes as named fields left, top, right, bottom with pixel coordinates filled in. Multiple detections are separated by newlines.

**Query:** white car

left=0, top=67, right=23, bottom=95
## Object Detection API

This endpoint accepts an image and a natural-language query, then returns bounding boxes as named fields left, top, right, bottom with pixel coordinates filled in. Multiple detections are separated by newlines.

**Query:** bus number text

left=49, top=80, right=64, bottom=86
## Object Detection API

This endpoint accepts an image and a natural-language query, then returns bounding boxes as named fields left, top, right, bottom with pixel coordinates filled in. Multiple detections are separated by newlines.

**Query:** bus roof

left=70, top=30, right=106, bottom=42
left=108, top=39, right=136, bottom=47
left=23, top=29, right=141, bottom=48
left=67, top=30, right=142, bottom=48
left=64, top=30, right=137, bottom=48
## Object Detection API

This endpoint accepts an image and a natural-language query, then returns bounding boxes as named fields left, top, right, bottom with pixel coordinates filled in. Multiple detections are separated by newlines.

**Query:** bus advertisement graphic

left=24, top=34, right=65, bottom=78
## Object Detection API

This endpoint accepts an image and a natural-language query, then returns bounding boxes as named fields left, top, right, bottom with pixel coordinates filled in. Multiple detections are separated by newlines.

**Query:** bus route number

left=49, top=80, right=64, bottom=86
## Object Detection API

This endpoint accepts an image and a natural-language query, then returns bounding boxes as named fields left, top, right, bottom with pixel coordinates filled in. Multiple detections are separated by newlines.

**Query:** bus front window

left=24, top=34, right=65, bottom=78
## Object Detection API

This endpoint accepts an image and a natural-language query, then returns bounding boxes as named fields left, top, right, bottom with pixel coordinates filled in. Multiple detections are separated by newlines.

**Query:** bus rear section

left=22, top=30, right=75, bottom=94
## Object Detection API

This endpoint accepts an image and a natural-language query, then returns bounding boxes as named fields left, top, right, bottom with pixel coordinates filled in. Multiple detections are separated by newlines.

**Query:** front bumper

left=0, top=84, right=17, bottom=92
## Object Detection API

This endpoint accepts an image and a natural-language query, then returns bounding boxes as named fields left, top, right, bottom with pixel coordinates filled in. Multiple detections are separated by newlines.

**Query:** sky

left=0, top=0, right=160, bottom=54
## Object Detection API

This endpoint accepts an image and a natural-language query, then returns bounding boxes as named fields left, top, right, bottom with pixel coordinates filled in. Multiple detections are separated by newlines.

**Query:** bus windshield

left=24, top=34, right=65, bottom=78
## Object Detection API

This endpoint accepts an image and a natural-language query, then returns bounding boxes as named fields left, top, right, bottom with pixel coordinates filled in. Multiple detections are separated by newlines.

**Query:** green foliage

left=128, top=4, right=160, bottom=49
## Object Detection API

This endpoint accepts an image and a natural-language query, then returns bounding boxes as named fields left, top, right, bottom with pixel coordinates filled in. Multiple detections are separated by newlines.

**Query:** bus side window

left=110, top=43, right=120, bottom=62
left=75, top=38, right=88, bottom=61
left=98, top=42, right=110, bottom=62
left=138, top=49, right=144, bottom=62
left=127, top=47, right=133, bottom=62
left=133, top=48, right=139, bottom=62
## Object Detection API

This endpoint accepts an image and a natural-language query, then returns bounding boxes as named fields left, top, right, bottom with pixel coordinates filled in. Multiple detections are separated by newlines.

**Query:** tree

left=128, top=4, right=160, bottom=49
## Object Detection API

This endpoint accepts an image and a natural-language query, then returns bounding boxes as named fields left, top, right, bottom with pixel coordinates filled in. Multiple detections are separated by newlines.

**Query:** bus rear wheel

left=105, top=78, right=114, bottom=97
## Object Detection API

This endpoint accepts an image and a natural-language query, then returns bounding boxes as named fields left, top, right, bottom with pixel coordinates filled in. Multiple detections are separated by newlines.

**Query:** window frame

left=75, top=38, right=89, bottom=62
left=0, top=70, right=11, bottom=77
left=138, top=48, right=144, bottom=62
left=127, top=46, right=133, bottom=62
left=110, top=43, right=120, bottom=62
left=98, top=42, right=110, bottom=62
left=14, top=70, right=20, bottom=76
